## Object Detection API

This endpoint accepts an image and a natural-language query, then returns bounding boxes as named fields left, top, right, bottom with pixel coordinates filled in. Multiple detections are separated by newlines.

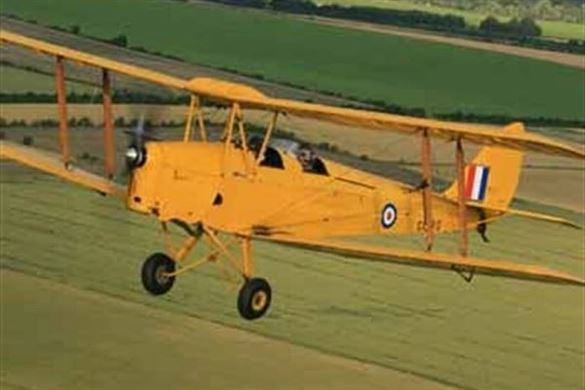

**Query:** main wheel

left=237, top=278, right=272, bottom=320
left=141, top=253, right=176, bottom=295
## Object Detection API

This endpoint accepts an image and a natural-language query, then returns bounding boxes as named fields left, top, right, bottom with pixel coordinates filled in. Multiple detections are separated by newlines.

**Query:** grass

left=0, top=65, right=94, bottom=94
left=316, top=0, right=585, bottom=40
left=1, top=0, right=584, bottom=121
left=2, top=269, right=437, bottom=390
left=1, top=157, right=584, bottom=389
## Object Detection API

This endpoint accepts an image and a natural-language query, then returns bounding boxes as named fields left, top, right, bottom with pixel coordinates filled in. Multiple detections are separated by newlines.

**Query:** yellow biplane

left=1, top=30, right=583, bottom=320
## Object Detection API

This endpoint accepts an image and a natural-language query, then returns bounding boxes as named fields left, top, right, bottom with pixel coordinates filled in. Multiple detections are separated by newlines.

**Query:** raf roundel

left=381, top=203, right=398, bottom=229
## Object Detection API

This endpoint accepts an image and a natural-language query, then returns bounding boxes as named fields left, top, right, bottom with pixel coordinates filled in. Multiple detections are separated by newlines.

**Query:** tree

left=517, top=17, right=542, bottom=37
left=479, top=15, right=502, bottom=34
left=479, top=15, right=542, bottom=38
left=109, top=34, right=128, bottom=47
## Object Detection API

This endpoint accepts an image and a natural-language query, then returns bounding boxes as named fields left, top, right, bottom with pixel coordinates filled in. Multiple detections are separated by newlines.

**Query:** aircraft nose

left=125, top=146, right=147, bottom=169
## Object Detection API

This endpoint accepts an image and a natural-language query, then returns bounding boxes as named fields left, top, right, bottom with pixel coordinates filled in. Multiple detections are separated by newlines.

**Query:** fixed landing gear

left=237, top=278, right=272, bottom=320
left=139, top=222, right=272, bottom=320
left=141, top=252, right=176, bottom=295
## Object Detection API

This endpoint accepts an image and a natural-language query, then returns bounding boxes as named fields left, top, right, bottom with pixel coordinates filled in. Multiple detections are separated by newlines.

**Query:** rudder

left=444, top=122, right=524, bottom=210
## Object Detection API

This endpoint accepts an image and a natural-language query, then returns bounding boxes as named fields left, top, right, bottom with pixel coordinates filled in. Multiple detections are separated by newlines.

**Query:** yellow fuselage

left=127, top=142, right=478, bottom=240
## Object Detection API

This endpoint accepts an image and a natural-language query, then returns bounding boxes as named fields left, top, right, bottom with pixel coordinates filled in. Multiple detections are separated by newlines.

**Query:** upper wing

left=187, top=79, right=585, bottom=160
left=257, top=235, right=584, bottom=286
left=1, top=29, right=583, bottom=160
left=0, top=141, right=126, bottom=198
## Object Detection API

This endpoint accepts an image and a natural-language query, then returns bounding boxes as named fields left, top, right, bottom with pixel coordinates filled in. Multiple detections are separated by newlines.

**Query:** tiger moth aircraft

left=0, top=30, right=583, bottom=320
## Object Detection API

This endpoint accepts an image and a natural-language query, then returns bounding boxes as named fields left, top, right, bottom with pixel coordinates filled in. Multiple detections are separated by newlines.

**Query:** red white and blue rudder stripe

left=464, top=165, right=490, bottom=202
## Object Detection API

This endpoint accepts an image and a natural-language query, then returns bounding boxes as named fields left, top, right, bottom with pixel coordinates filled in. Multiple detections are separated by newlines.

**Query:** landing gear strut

left=139, top=221, right=272, bottom=320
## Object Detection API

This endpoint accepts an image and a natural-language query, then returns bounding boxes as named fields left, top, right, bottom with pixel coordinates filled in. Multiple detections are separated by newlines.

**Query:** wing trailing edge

left=256, top=235, right=584, bottom=286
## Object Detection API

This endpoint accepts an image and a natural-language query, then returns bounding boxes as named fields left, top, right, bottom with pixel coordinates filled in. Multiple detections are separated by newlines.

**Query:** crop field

left=1, top=128, right=584, bottom=389
left=0, top=17, right=355, bottom=107
left=317, top=0, right=585, bottom=40
left=1, top=0, right=584, bottom=121
left=3, top=269, right=448, bottom=390
left=1, top=2, right=584, bottom=388
left=0, top=65, right=94, bottom=94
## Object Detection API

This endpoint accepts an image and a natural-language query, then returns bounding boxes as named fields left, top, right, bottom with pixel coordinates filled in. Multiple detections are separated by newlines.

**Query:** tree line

left=0, top=91, right=191, bottom=105
left=194, top=0, right=584, bottom=54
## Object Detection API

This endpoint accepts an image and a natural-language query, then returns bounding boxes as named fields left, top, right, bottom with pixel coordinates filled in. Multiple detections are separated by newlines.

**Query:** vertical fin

left=444, top=123, right=525, bottom=210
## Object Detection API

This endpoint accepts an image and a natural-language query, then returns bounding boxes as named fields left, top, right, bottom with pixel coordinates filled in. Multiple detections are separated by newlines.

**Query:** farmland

left=1, top=2, right=584, bottom=389
left=0, top=17, right=355, bottom=107
left=0, top=65, right=94, bottom=94
left=317, top=0, right=585, bottom=40
left=3, top=270, right=447, bottom=390
left=1, top=0, right=584, bottom=121
left=1, top=156, right=584, bottom=390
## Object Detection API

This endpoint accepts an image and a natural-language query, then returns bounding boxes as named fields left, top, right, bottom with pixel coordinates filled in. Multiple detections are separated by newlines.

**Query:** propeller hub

left=126, top=146, right=146, bottom=168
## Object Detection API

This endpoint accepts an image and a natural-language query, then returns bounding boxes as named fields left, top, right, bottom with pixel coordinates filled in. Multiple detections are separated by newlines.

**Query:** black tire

left=237, top=278, right=272, bottom=320
left=141, top=253, right=176, bottom=295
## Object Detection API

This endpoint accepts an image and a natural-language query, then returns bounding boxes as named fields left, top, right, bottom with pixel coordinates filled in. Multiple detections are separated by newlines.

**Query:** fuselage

left=127, top=141, right=479, bottom=240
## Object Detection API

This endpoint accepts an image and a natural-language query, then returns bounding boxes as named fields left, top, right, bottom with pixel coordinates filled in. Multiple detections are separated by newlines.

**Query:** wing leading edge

left=256, top=235, right=584, bottom=286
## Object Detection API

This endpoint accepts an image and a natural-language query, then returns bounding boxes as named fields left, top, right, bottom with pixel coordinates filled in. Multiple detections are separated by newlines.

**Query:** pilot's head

left=297, top=144, right=314, bottom=170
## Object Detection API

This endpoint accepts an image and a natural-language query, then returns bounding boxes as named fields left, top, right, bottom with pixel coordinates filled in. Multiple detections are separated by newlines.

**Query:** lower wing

left=256, top=235, right=584, bottom=286
left=1, top=140, right=126, bottom=198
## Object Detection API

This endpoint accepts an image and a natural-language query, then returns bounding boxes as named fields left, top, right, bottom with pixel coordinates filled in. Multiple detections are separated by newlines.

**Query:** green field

left=0, top=65, right=94, bottom=94
left=1, top=0, right=584, bottom=121
left=317, top=0, right=585, bottom=40
left=3, top=269, right=447, bottom=390
left=1, top=161, right=584, bottom=389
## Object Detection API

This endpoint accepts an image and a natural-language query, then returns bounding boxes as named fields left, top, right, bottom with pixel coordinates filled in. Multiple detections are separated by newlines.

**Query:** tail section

left=443, top=123, right=581, bottom=230
left=444, top=122, right=524, bottom=210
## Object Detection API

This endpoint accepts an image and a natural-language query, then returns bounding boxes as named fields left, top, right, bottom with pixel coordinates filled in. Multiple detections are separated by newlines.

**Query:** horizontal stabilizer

left=257, top=235, right=584, bottom=286
left=468, top=202, right=582, bottom=229
left=0, top=141, right=125, bottom=198
left=505, top=208, right=582, bottom=229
